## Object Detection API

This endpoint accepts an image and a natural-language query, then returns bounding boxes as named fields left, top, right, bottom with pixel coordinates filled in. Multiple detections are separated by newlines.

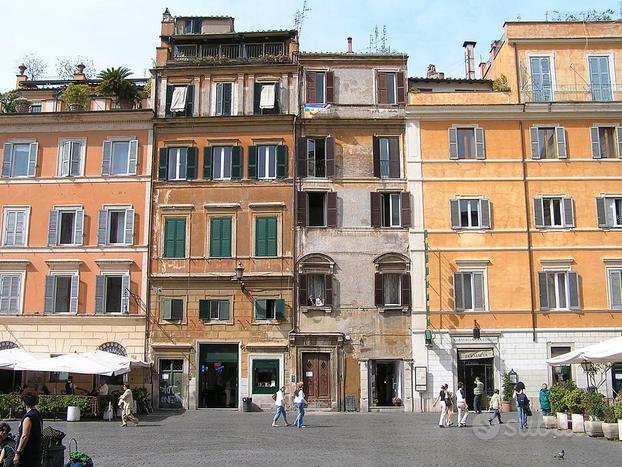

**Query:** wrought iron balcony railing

left=521, top=83, right=622, bottom=103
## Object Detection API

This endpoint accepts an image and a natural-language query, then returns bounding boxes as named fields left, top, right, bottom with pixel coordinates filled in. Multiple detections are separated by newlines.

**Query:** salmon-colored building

left=409, top=21, right=622, bottom=410
left=149, top=10, right=298, bottom=410
left=0, top=70, right=152, bottom=393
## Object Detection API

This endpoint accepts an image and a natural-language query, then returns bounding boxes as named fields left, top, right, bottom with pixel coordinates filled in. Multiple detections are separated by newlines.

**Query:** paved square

left=43, top=411, right=620, bottom=466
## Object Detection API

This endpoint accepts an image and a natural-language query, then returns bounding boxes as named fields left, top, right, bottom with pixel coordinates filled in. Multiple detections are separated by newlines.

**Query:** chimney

left=426, top=64, right=445, bottom=80
left=16, top=64, right=28, bottom=87
left=490, top=40, right=499, bottom=58
left=463, top=41, right=476, bottom=80
left=479, top=62, right=487, bottom=79
left=73, top=63, right=86, bottom=81
left=347, top=37, right=353, bottom=53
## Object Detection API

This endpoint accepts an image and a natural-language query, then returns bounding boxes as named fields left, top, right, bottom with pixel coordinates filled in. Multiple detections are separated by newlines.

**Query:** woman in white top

left=456, top=382, right=468, bottom=427
left=271, top=385, right=291, bottom=427
left=293, top=382, right=307, bottom=428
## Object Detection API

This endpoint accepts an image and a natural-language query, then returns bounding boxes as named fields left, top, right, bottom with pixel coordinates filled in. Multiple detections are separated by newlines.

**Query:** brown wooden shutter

left=374, top=272, right=384, bottom=306
left=401, top=273, right=411, bottom=306
left=372, top=136, right=380, bottom=177
left=397, top=72, right=406, bottom=104
left=297, top=191, right=307, bottom=226
left=377, top=72, right=388, bottom=104
left=297, top=137, right=307, bottom=178
left=370, top=192, right=382, bottom=227
left=401, top=192, right=411, bottom=228
left=325, top=137, right=335, bottom=178
left=389, top=137, right=400, bottom=178
left=326, top=192, right=337, bottom=227
left=326, top=71, right=335, bottom=104
left=324, top=274, right=333, bottom=305
left=298, top=273, right=308, bottom=305
left=306, top=72, right=316, bottom=103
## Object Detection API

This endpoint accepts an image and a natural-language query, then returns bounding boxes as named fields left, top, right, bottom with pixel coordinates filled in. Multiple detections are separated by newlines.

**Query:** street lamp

left=234, top=262, right=246, bottom=291
left=581, top=361, right=595, bottom=391
left=508, top=368, right=518, bottom=384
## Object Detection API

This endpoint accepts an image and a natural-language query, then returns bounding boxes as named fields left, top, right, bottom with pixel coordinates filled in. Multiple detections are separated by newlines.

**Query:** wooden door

left=302, top=353, right=331, bottom=406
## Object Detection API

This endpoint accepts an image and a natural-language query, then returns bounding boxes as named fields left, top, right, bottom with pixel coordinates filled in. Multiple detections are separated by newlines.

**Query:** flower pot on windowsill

left=14, top=98, right=31, bottom=113
left=556, top=412, right=569, bottom=430
left=571, top=413, right=585, bottom=433
left=602, top=422, right=619, bottom=440
left=585, top=420, right=604, bottom=437
left=543, top=415, right=557, bottom=429
left=68, top=103, right=84, bottom=112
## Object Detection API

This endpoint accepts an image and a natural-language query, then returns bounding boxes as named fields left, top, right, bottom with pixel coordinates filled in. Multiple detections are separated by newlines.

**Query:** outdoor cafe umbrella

left=546, top=336, right=622, bottom=365
left=82, top=350, right=149, bottom=376
left=0, top=348, right=41, bottom=369
left=14, top=352, right=118, bottom=376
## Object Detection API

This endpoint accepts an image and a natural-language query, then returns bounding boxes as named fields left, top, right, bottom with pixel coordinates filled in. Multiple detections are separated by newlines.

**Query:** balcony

left=521, top=83, right=622, bottom=103
left=172, top=42, right=288, bottom=64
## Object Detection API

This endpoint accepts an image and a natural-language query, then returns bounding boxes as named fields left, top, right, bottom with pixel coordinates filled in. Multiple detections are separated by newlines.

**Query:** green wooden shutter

left=221, top=217, right=232, bottom=257
left=248, top=146, right=258, bottom=179
left=276, top=145, right=288, bottom=178
left=255, top=299, right=267, bottom=320
left=158, top=148, right=168, bottom=180
left=203, top=147, right=213, bottom=179
left=275, top=299, right=285, bottom=320
left=162, top=299, right=172, bottom=320
left=186, top=147, right=198, bottom=179
left=164, top=218, right=186, bottom=258
left=210, top=217, right=231, bottom=258
left=255, top=217, right=266, bottom=257
left=231, top=146, right=242, bottom=179
left=219, top=300, right=230, bottom=320
left=266, top=216, right=277, bottom=256
left=199, top=299, right=210, bottom=321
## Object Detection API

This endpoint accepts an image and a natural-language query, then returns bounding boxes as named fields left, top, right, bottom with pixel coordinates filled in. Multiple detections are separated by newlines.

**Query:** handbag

left=525, top=400, right=532, bottom=417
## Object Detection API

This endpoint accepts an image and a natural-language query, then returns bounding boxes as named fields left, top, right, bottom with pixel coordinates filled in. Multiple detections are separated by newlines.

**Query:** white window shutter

left=124, top=208, right=135, bottom=245
left=60, top=141, right=71, bottom=176
left=555, top=127, right=567, bottom=159
left=128, top=140, right=138, bottom=175
left=27, top=142, right=38, bottom=177
left=530, top=127, right=541, bottom=159
left=74, top=209, right=84, bottom=245
left=475, top=128, right=485, bottom=160
left=562, top=198, right=575, bottom=228
left=2, top=143, right=12, bottom=177
left=591, top=127, right=601, bottom=159
left=48, top=210, right=59, bottom=246
left=70, top=275, right=79, bottom=313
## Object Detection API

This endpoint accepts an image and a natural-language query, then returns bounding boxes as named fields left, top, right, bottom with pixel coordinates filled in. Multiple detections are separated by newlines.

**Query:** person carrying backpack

left=0, top=423, right=16, bottom=467
left=271, top=385, right=291, bottom=427
left=514, top=382, right=529, bottom=430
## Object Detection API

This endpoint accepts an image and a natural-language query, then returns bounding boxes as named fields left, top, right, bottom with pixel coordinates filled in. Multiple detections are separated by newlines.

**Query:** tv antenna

left=294, top=0, right=311, bottom=34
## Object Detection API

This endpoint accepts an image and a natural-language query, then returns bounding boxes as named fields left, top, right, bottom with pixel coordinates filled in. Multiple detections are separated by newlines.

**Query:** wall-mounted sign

left=414, top=366, right=427, bottom=391
left=458, top=349, right=494, bottom=361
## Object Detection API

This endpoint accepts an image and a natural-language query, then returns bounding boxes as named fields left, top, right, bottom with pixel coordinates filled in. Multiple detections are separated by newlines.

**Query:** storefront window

left=550, top=346, right=572, bottom=384
left=252, top=359, right=279, bottom=394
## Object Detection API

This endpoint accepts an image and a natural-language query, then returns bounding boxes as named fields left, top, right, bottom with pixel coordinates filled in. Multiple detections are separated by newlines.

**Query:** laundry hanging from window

left=170, top=86, right=188, bottom=112
left=259, top=84, right=276, bottom=109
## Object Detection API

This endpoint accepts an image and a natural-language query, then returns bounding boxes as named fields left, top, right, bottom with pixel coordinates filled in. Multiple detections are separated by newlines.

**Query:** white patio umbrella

left=15, top=352, right=117, bottom=376
left=0, top=348, right=41, bottom=369
left=546, top=336, right=622, bottom=365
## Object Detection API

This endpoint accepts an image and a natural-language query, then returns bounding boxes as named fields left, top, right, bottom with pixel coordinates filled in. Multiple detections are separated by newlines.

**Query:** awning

left=170, top=86, right=188, bottom=111
left=546, top=336, right=622, bottom=365
left=0, top=348, right=42, bottom=370
left=259, top=84, right=275, bottom=109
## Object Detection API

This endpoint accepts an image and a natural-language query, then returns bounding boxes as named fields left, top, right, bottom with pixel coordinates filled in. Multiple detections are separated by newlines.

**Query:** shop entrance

left=159, top=359, right=184, bottom=409
left=370, top=360, right=402, bottom=406
left=612, top=362, right=622, bottom=398
left=302, top=352, right=331, bottom=407
left=198, top=344, right=238, bottom=408
left=457, top=350, right=494, bottom=409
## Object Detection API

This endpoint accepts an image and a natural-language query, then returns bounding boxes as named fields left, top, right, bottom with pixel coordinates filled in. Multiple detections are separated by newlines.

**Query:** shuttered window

left=450, top=198, right=491, bottom=230
left=215, top=82, right=233, bottom=116
left=448, top=127, right=485, bottom=160
left=530, top=126, right=567, bottom=159
left=199, top=299, right=230, bottom=321
left=254, top=299, right=285, bottom=321
left=2, top=142, right=38, bottom=178
left=374, top=272, right=411, bottom=308
left=373, top=136, right=400, bottom=178
left=376, top=72, right=405, bottom=105
left=298, top=137, right=335, bottom=178
left=102, top=139, right=138, bottom=176
left=209, top=217, right=232, bottom=258
left=97, top=208, right=135, bottom=245
left=48, top=208, right=84, bottom=246
left=2, top=208, right=28, bottom=246
left=163, top=217, right=186, bottom=258
left=0, top=273, right=22, bottom=314
left=453, top=271, right=486, bottom=311
left=58, top=140, right=84, bottom=176
left=591, top=126, right=621, bottom=159
left=538, top=271, right=580, bottom=311
left=596, top=197, right=622, bottom=228
left=44, top=274, right=79, bottom=314
left=255, top=216, right=277, bottom=257
left=533, top=197, right=574, bottom=228
left=166, top=84, right=195, bottom=117
left=608, top=270, right=622, bottom=310
left=161, top=298, right=184, bottom=321
left=95, top=274, right=129, bottom=314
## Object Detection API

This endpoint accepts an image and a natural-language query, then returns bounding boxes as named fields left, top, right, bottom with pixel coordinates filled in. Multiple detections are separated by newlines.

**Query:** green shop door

left=159, top=359, right=184, bottom=409
left=198, top=344, right=239, bottom=408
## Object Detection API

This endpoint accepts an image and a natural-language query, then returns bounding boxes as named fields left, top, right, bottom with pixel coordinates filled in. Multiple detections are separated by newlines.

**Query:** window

left=102, top=139, right=138, bottom=176
left=591, top=126, right=620, bottom=159
left=589, top=56, right=612, bottom=102
left=297, top=191, right=337, bottom=228
left=370, top=192, right=411, bottom=228
left=209, top=217, right=232, bottom=258
left=449, top=127, right=485, bottom=160
left=373, top=136, right=400, bottom=178
left=163, top=217, right=186, bottom=258
left=383, top=273, right=401, bottom=306
left=212, top=146, right=232, bottom=180
left=44, top=275, right=78, bottom=313
left=30, top=102, right=42, bottom=113
left=450, top=198, right=491, bottom=230
left=254, top=82, right=280, bottom=114
left=308, top=138, right=325, bottom=177
left=183, top=18, right=202, bottom=34
left=199, top=299, right=230, bottom=321
left=214, top=82, right=233, bottom=116
left=530, top=56, right=553, bottom=102
left=534, top=197, right=574, bottom=229
left=158, top=147, right=197, bottom=181
left=162, top=298, right=184, bottom=321
left=252, top=360, right=279, bottom=394
left=300, top=273, right=330, bottom=306
left=48, top=208, right=84, bottom=246
left=298, top=137, right=334, bottom=179
left=596, top=197, right=622, bottom=228
left=530, top=127, right=567, bottom=159
left=255, top=216, right=277, bottom=257
left=538, top=271, right=580, bottom=311
left=254, top=299, right=285, bottom=320
left=306, top=71, right=334, bottom=104
left=608, top=269, right=622, bottom=310
left=248, top=145, right=288, bottom=179
left=2, top=208, right=28, bottom=246
left=166, top=85, right=195, bottom=117
left=308, top=192, right=326, bottom=227
left=374, top=270, right=411, bottom=308
left=550, top=346, right=572, bottom=383
left=98, top=208, right=135, bottom=245
left=95, top=274, right=130, bottom=314
left=0, top=273, right=22, bottom=314
left=204, top=146, right=241, bottom=180
left=377, top=72, right=400, bottom=104
left=453, top=271, right=486, bottom=311
left=2, top=142, right=37, bottom=178
left=58, top=140, right=84, bottom=176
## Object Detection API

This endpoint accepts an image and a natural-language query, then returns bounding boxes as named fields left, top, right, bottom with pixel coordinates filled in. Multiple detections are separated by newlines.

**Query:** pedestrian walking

left=514, top=382, right=529, bottom=430
left=488, top=389, right=503, bottom=425
left=456, top=382, right=469, bottom=427
left=293, top=382, right=307, bottom=428
left=14, top=389, right=43, bottom=467
left=0, top=422, right=17, bottom=467
left=271, top=385, right=291, bottom=427
left=433, top=384, right=451, bottom=427
left=118, top=383, right=139, bottom=427
left=539, top=383, right=551, bottom=416
left=445, top=387, right=455, bottom=426
left=473, top=376, right=484, bottom=414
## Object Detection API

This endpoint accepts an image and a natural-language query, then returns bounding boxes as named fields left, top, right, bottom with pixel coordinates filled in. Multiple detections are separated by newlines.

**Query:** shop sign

left=414, top=366, right=427, bottom=391
left=458, top=349, right=494, bottom=361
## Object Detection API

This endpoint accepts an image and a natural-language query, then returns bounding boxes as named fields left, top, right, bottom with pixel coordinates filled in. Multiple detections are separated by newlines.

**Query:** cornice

left=0, top=110, right=154, bottom=130
left=155, top=114, right=295, bottom=130
left=300, top=118, right=405, bottom=130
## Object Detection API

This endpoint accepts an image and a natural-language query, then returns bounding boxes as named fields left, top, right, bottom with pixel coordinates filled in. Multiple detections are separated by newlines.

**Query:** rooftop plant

left=96, top=67, right=140, bottom=106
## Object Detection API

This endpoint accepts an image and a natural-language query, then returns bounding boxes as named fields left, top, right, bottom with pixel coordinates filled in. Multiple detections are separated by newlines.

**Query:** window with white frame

left=161, top=298, right=184, bottom=321
left=254, top=298, right=285, bottom=320
left=449, top=127, right=485, bottom=160
left=530, top=127, right=567, bottom=159
left=591, top=126, right=620, bottom=159
left=257, top=145, right=277, bottom=179
left=199, top=299, right=230, bottom=321
left=534, top=197, right=574, bottom=229
left=212, top=146, right=232, bottom=180
left=596, top=197, right=622, bottom=228
left=44, top=274, right=79, bottom=313
left=167, top=147, right=188, bottom=180
left=382, top=193, right=401, bottom=227
left=102, top=139, right=138, bottom=176
left=453, top=271, right=486, bottom=311
left=97, top=207, right=135, bottom=245
left=2, top=142, right=38, bottom=178
left=450, top=198, right=491, bottom=230
left=48, top=208, right=84, bottom=246
left=538, top=270, right=580, bottom=311
left=0, top=273, right=22, bottom=314
left=608, top=269, right=622, bottom=310
left=383, top=273, right=402, bottom=306
left=373, top=256, right=411, bottom=309
left=254, top=82, right=279, bottom=114
left=214, top=82, right=233, bottom=116
left=2, top=208, right=28, bottom=246
left=588, top=55, right=613, bottom=102
left=95, top=274, right=130, bottom=314
left=58, top=140, right=85, bottom=176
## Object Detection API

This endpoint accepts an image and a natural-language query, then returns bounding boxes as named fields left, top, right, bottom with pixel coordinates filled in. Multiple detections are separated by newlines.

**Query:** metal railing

left=521, top=83, right=622, bottom=103
left=173, top=42, right=286, bottom=62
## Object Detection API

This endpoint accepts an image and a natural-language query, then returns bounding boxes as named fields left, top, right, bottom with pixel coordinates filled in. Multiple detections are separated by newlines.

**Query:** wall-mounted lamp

left=233, top=262, right=246, bottom=291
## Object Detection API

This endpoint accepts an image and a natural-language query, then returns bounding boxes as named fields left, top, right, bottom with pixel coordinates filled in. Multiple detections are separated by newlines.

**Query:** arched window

left=373, top=253, right=410, bottom=309
left=0, top=341, right=18, bottom=351
left=297, top=254, right=335, bottom=309
left=98, top=342, right=127, bottom=357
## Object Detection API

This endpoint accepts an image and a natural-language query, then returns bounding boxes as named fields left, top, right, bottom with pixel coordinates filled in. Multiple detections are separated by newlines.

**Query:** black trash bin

left=41, top=426, right=66, bottom=467
left=242, top=397, right=253, bottom=412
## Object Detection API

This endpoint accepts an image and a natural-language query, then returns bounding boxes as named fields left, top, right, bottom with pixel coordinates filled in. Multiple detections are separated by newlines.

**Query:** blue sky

left=2, top=0, right=617, bottom=90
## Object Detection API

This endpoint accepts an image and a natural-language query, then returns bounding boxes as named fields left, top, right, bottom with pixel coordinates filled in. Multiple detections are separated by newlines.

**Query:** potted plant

left=584, top=390, right=605, bottom=437
left=96, top=67, right=140, bottom=109
left=550, top=380, right=575, bottom=430
left=613, top=395, right=622, bottom=441
left=601, top=403, right=619, bottom=440
left=392, top=396, right=402, bottom=407
left=13, top=96, right=31, bottom=113
left=501, top=372, right=514, bottom=413
left=63, top=83, right=91, bottom=111
left=563, top=387, right=586, bottom=433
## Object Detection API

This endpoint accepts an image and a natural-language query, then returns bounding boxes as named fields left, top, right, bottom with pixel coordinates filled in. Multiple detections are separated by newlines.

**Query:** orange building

left=149, top=10, right=298, bottom=410
left=409, top=21, right=622, bottom=410
left=0, top=70, right=152, bottom=393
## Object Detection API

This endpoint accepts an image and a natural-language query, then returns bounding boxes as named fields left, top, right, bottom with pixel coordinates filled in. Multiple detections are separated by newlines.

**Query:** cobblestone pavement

left=40, top=410, right=620, bottom=466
